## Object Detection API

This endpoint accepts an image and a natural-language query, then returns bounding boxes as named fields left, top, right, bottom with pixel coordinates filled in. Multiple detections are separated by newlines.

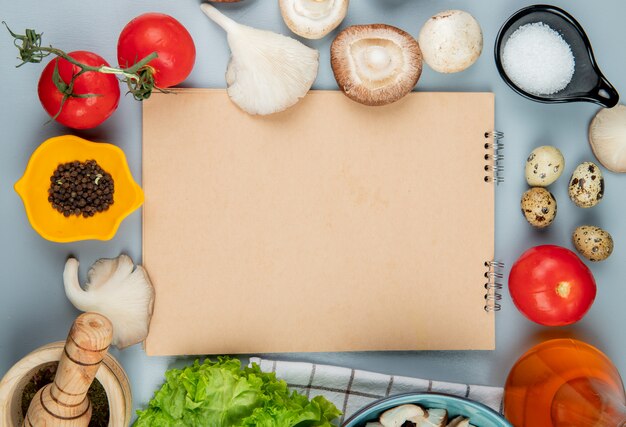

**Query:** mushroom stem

left=63, top=258, right=92, bottom=309
left=365, top=46, right=392, bottom=70
left=201, top=3, right=239, bottom=33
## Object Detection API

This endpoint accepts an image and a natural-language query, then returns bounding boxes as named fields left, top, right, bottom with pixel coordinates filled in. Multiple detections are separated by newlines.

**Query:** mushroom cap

left=280, top=0, right=349, bottom=39
left=418, top=10, right=483, bottom=73
left=589, top=104, right=626, bottom=173
left=331, top=24, right=422, bottom=106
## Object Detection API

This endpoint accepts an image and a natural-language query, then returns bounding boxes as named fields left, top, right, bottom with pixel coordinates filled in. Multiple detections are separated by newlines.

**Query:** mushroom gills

left=351, top=39, right=403, bottom=88
left=63, top=255, right=155, bottom=349
left=201, top=3, right=319, bottom=115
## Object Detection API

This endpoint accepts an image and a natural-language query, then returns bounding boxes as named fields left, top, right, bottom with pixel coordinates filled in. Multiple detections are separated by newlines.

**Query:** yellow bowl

left=15, top=135, right=143, bottom=242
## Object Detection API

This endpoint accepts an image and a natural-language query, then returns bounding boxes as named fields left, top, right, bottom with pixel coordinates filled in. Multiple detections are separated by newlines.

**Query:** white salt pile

left=502, top=22, right=575, bottom=96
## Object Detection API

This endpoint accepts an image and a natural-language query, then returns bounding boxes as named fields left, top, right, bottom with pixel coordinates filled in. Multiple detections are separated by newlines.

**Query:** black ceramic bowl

left=495, top=4, right=619, bottom=107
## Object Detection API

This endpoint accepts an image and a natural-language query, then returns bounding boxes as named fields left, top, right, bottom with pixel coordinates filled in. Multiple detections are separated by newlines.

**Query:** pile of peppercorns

left=48, top=160, right=114, bottom=218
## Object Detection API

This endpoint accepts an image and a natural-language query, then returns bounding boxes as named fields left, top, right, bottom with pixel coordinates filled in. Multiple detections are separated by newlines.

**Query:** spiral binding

left=483, top=131, right=504, bottom=184
left=484, top=261, right=504, bottom=312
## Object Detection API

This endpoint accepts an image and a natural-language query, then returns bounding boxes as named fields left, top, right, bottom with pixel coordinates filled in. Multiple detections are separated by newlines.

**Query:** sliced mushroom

left=380, top=404, right=426, bottom=427
left=418, top=408, right=448, bottom=427
left=331, top=24, right=422, bottom=106
left=446, top=416, right=474, bottom=427
left=365, top=423, right=384, bottom=427
left=280, top=0, right=349, bottom=39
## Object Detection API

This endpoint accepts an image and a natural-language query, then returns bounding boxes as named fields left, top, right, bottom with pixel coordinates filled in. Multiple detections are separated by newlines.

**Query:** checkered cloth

left=249, top=358, right=503, bottom=425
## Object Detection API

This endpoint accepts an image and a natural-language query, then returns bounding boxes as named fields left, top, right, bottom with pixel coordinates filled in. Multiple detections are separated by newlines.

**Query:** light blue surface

left=343, top=393, right=511, bottom=427
left=1, top=0, right=625, bottom=422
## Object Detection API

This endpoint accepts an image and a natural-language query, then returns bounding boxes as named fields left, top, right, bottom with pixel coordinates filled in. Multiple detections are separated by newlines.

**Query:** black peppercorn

left=48, top=160, right=114, bottom=218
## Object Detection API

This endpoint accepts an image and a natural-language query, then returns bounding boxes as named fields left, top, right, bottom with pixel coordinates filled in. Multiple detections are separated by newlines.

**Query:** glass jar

left=504, top=339, right=626, bottom=426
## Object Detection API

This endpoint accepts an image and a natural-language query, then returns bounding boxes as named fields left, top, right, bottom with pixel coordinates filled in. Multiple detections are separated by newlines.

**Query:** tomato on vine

left=5, top=23, right=159, bottom=129
left=117, top=13, right=196, bottom=89
left=38, top=51, right=120, bottom=129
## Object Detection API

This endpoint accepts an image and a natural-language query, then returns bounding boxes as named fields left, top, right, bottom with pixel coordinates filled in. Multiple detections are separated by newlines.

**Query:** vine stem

left=35, top=46, right=158, bottom=94
left=4, top=22, right=161, bottom=102
left=40, top=46, right=159, bottom=80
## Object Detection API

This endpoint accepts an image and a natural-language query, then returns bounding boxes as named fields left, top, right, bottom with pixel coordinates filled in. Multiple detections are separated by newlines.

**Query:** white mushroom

left=280, top=0, right=349, bottom=39
left=200, top=3, right=319, bottom=115
left=380, top=404, right=426, bottom=427
left=331, top=24, right=422, bottom=106
left=63, top=255, right=154, bottom=349
left=589, top=104, right=626, bottom=173
left=418, top=10, right=483, bottom=73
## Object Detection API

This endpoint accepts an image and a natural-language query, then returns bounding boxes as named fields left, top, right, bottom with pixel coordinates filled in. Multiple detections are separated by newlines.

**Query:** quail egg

left=568, top=162, right=604, bottom=208
left=521, top=187, right=557, bottom=228
left=573, top=225, right=614, bottom=261
left=525, top=145, right=564, bottom=186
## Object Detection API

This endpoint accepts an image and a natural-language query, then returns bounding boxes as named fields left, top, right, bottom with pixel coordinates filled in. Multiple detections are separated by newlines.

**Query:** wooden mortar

left=24, top=313, right=113, bottom=426
left=0, top=315, right=132, bottom=427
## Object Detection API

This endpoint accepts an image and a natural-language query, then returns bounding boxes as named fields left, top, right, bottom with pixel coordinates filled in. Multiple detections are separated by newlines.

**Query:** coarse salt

left=502, top=22, right=575, bottom=96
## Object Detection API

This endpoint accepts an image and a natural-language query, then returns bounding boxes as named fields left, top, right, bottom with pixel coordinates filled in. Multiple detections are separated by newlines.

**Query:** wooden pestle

left=23, top=313, right=113, bottom=427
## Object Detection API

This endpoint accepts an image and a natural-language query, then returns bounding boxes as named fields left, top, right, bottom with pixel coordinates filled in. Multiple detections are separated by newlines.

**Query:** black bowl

left=494, top=4, right=619, bottom=107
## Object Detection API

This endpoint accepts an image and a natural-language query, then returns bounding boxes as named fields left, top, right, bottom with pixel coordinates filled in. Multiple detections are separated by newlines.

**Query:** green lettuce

left=134, top=357, right=341, bottom=427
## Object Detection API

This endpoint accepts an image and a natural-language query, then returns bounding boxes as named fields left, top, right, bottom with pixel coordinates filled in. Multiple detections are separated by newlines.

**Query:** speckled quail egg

left=568, top=162, right=604, bottom=208
left=521, top=187, right=557, bottom=228
left=525, top=145, right=564, bottom=186
left=572, top=225, right=614, bottom=261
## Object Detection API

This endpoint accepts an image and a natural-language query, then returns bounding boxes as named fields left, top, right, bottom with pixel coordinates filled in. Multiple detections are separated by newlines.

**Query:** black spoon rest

left=495, top=4, right=619, bottom=108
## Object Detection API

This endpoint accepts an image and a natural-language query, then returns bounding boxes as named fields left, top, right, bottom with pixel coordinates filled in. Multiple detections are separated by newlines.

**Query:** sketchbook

left=142, top=89, right=502, bottom=355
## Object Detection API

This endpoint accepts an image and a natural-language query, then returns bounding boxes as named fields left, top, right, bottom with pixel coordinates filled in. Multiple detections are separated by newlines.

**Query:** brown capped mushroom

left=331, top=24, right=422, bottom=106
left=280, top=0, right=349, bottom=39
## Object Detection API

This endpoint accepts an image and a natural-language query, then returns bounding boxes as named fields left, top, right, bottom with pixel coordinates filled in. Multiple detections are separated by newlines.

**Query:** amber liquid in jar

left=504, top=339, right=626, bottom=427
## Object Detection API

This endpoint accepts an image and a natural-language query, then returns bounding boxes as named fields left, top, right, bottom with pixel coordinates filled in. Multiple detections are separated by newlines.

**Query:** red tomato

left=509, top=245, right=596, bottom=326
left=38, top=51, right=121, bottom=129
left=117, top=13, right=196, bottom=88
